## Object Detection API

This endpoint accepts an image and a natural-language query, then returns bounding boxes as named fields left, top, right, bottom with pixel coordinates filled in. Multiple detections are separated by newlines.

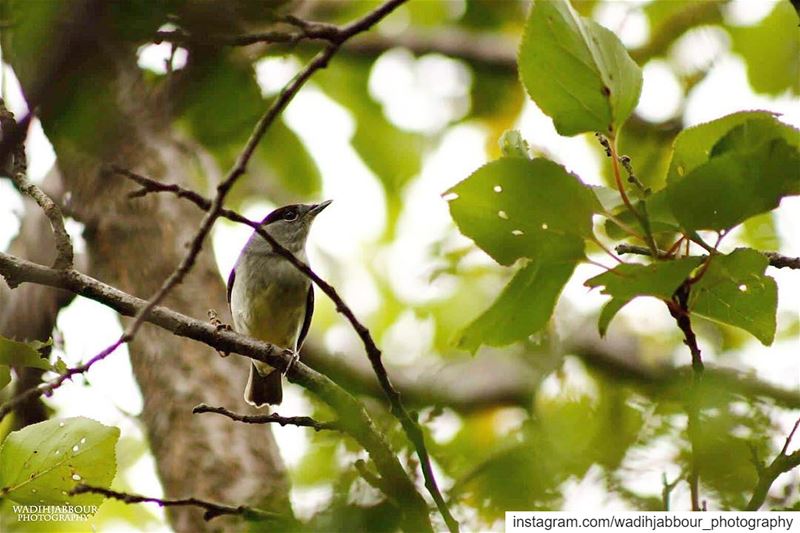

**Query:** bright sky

left=1, top=0, right=798, bottom=526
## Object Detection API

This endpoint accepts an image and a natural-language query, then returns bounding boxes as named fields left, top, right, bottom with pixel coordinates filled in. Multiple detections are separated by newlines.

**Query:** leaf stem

left=608, top=137, right=659, bottom=257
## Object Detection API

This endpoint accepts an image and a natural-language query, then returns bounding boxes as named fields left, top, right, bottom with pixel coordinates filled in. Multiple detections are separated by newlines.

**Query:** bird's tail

left=244, top=363, right=282, bottom=407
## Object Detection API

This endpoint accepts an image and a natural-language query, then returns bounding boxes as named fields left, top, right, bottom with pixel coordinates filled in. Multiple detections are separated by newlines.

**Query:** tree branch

left=192, top=403, right=341, bottom=432
left=746, top=417, right=800, bottom=510
left=0, top=251, right=433, bottom=532
left=616, top=244, right=800, bottom=270
left=71, top=484, right=280, bottom=522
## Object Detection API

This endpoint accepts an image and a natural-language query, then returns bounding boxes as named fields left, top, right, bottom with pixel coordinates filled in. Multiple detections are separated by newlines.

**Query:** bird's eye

left=283, top=210, right=298, bottom=221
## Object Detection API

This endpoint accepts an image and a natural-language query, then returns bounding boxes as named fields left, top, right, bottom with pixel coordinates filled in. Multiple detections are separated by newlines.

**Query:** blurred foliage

left=1, top=0, right=799, bottom=531
left=729, top=0, right=800, bottom=96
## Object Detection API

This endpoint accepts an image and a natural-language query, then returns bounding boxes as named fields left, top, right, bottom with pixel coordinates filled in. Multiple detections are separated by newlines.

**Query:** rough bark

left=3, top=2, right=291, bottom=531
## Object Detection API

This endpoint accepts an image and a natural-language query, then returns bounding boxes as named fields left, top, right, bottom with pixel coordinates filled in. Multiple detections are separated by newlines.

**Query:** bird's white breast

left=230, top=251, right=310, bottom=367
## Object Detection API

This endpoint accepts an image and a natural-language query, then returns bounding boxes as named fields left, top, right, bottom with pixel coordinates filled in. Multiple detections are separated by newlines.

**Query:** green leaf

left=690, top=248, right=777, bottom=345
left=665, top=111, right=793, bottom=184
left=666, top=135, right=800, bottom=232
left=0, top=336, right=52, bottom=371
left=730, top=0, right=800, bottom=96
left=518, top=0, right=643, bottom=136
left=597, top=297, right=630, bottom=337
left=458, top=257, right=578, bottom=352
left=585, top=257, right=703, bottom=300
left=0, top=417, right=119, bottom=508
left=446, top=157, right=597, bottom=265
left=710, top=117, right=800, bottom=167
left=0, top=365, right=10, bottom=391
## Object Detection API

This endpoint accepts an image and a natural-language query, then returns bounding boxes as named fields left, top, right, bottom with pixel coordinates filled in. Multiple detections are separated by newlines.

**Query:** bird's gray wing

left=297, top=286, right=314, bottom=350
left=226, top=266, right=236, bottom=308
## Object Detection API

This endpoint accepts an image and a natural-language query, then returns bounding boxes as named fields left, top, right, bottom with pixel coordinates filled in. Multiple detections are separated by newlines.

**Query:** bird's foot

left=284, top=350, right=300, bottom=374
left=208, top=309, right=232, bottom=357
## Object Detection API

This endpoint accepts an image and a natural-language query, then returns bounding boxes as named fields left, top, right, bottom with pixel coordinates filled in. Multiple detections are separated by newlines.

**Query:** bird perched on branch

left=227, top=200, right=331, bottom=406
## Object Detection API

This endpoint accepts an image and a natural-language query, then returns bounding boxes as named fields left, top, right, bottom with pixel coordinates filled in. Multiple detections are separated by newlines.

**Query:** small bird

left=227, top=200, right=331, bottom=407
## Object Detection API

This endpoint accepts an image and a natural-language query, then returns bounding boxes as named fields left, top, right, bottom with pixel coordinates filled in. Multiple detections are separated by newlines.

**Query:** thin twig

left=192, top=403, right=341, bottom=432
left=616, top=244, right=799, bottom=270
left=0, top=336, right=126, bottom=421
left=746, top=417, right=800, bottom=510
left=763, top=252, right=800, bottom=270
left=70, top=484, right=279, bottom=522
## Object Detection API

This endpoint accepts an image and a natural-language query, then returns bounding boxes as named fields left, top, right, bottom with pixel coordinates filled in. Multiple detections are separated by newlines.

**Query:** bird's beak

left=309, top=199, right=332, bottom=216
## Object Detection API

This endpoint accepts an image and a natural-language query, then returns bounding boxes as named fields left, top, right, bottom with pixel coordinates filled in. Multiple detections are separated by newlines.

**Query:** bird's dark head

left=252, top=200, right=332, bottom=253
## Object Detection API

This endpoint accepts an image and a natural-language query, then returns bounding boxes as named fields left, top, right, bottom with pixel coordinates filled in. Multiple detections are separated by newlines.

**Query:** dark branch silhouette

left=71, top=485, right=280, bottom=522
left=193, top=403, right=341, bottom=432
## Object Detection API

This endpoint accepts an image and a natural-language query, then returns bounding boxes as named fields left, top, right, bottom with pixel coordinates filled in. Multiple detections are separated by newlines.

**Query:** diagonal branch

left=71, top=484, right=280, bottom=522
left=112, top=167, right=460, bottom=532
left=746, top=417, right=800, bottom=510
left=192, top=403, right=341, bottom=432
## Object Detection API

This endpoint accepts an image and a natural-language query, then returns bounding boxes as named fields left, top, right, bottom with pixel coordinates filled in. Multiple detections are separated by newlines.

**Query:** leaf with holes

left=446, top=157, right=598, bottom=266
left=0, top=417, right=119, bottom=508
left=690, top=248, right=777, bottom=345
left=458, top=257, right=578, bottom=352
left=0, top=335, right=52, bottom=371
left=518, top=0, right=642, bottom=136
